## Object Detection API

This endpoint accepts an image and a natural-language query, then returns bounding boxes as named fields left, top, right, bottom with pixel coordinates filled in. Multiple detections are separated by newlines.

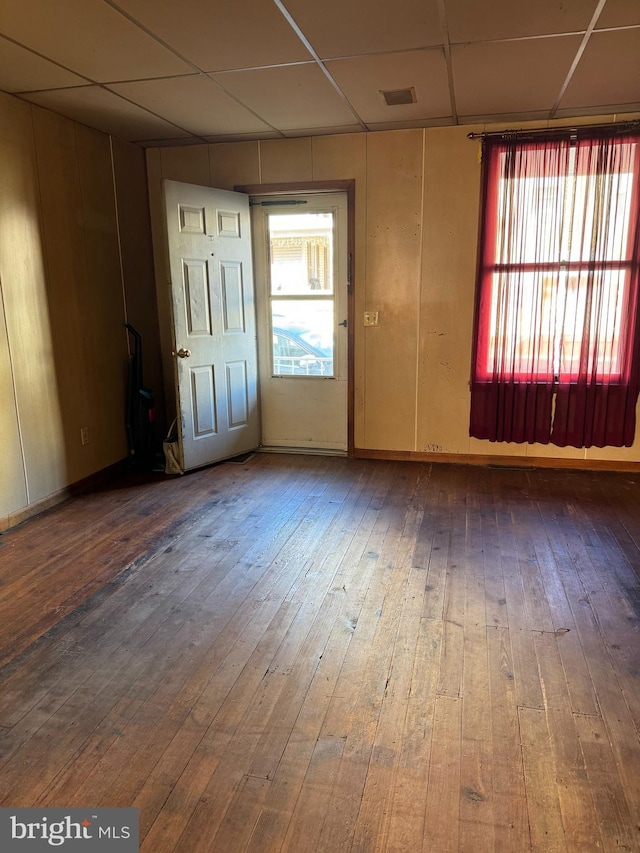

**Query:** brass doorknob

left=176, top=348, right=191, bottom=358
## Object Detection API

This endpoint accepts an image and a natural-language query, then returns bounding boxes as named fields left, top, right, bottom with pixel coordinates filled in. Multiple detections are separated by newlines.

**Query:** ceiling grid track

left=0, top=0, right=636, bottom=145
left=549, top=0, right=608, bottom=119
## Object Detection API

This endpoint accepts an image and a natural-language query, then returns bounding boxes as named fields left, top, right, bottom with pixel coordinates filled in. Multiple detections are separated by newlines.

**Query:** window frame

left=473, top=133, right=640, bottom=386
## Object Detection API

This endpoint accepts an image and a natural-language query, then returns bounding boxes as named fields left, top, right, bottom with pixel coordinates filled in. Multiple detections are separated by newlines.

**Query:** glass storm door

left=251, top=192, right=348, bottom=452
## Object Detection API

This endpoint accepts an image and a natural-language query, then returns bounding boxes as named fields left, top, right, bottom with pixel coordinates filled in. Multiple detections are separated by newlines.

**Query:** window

left=470, top=128, right=640, bottom=447
left=267, top=211, right=335, bottom=377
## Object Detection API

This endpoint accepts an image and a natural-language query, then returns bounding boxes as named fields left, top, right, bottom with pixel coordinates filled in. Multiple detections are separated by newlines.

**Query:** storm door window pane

left=268, top=211, right=335, bottom=377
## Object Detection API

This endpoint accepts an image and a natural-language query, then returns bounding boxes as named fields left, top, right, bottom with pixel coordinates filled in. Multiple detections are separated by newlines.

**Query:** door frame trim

left=236, top=180, right=356, bottom=456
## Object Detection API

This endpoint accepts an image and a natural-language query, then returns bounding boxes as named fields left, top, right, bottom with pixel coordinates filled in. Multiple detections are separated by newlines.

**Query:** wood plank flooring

left=0, top=454, right=639, bottom=852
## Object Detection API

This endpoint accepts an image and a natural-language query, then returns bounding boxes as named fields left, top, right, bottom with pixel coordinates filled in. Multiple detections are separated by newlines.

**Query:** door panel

left=183, top=259, right=211, bottom=334
left=220, top=262, right=245, bottom=332
left=164, top=180, right=259, bottom=470
left=190, top=366, right=216, bottom=436
left=226, top=361, right=250, bottom=427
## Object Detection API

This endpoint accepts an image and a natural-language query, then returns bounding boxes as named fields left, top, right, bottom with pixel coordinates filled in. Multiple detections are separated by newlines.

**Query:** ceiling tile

left=203, top=130, right=284, bottom=143
left=553, top=103, right=640, bottom=120
left=210, top=63, right=360, bottom=131
left=0, top=0, right=635, bottom=143
left=596, top=0, right=640, bottom=28
left=559, top=29, right=640, bottom=109
left=284, top=0, right=442, bottom=58
left=282, top=125, right=365, bottom=137
left=447, top=0, right=595, bottom=43
left=0, top=37, right=87, bottom=92
left=107, top=75, right=273, bottom=137
left=367, top=117, right=455, bottom=131
left=111, top=0, right=311, bottom=71
left=20, top=86, right=193, bottom=141
left=326, top=49, right=451, bottom=123
left=452, top=35, right=583, bottom=117
left=0, top=0, right=192, bottom=82
left=457, top=110, right=552, bottom=125
left=138, top=136, right=208, bottom=147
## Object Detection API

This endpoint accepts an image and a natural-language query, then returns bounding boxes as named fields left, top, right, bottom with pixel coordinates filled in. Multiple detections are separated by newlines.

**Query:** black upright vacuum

left=125, top=323, right=157, bottom=469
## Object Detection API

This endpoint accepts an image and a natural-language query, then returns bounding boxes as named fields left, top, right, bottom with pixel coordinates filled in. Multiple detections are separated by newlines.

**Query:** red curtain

left=470, top=129, right=640, bottom=447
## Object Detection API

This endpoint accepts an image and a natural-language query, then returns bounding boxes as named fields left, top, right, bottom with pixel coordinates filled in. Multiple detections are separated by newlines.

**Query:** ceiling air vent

left=381, top=87, right=416, bottom=106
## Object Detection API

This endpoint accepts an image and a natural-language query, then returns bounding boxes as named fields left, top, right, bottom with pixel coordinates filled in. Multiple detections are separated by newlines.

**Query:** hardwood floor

left=0, top=454, right=639, bottom=852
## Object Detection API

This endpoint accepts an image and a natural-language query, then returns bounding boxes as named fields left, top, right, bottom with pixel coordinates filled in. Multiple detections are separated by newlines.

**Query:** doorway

left=251, top=191, right=350, bottom=453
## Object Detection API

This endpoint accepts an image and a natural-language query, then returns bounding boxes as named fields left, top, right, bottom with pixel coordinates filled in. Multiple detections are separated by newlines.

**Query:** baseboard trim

left=352, top=447, right=640, bottom=472
left=259, top=445, right=348, bottom=457
left=0, top=459, right=130, bottom=533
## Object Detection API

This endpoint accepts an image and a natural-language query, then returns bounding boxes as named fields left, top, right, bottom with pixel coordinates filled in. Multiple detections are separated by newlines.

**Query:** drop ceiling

left=0, top=0, right=638, bottom=146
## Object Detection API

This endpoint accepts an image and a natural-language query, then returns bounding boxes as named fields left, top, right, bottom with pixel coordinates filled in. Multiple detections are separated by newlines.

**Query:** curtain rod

left=467, top=119, right=640, bottom=141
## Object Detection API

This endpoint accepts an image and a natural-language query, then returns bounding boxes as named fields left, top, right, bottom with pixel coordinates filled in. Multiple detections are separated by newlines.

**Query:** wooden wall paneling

left=145, top=147, right=176, bottom=422
left=0, top=287, right=27, bottom=522
left=0, top=103, right=67, bottom=505
left=1, top=102, right=67, bottom=503
left=147, top=116, right=640, bottom=465
left=32, top=106, right=90, bottom=485
left=310, top=133, right=366, bottom=182
left=417, top=126, right=480, bottom=456
left=362, top=130, right=423, bottom=450
left=259, top=137, right=313, bottom=184
left=468, top=436, right=526, bottom=458
left=111, top=137, right=165, bottom=436
left=75, top=123, right=128, bottom=471
left=0, top=94, right=62, bottom=515
left=160, top=144, right=211, bottom=187
left=311, top=133, right=368, bottom=448
left=525, top=442, right=586, bottom=462
left=209, top=140, right=260, bottom=190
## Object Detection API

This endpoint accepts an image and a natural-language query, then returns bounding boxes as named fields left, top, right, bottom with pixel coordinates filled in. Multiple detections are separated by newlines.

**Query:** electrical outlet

left=364, top=311, right=379, bottom=327
left=80, top=427, right=89, bottom=446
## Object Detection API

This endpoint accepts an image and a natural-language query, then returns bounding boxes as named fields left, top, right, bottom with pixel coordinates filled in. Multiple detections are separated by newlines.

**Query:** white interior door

left=251, top=192, right=348, bottom=453
left=164, top=180, right=260, bottom=470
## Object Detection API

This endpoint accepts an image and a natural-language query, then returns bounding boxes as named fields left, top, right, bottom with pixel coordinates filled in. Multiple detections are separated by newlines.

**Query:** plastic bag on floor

left=163, top=418, right=183, bottom=475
